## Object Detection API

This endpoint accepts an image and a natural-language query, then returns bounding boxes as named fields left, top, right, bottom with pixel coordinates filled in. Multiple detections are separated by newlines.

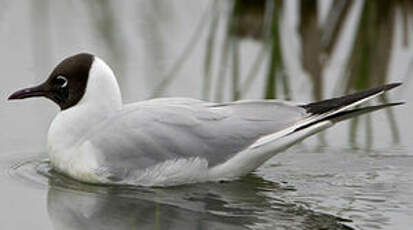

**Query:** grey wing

left=87, top=98, right=308, bottom=172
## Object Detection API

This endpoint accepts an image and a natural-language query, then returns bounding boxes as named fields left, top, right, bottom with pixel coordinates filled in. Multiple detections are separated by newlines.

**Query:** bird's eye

left=55, top=76, right=68, bottom=88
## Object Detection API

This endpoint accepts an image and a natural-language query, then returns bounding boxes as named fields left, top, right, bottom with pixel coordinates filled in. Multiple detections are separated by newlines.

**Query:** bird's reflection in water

left=46, top=171, right=352, bottom=230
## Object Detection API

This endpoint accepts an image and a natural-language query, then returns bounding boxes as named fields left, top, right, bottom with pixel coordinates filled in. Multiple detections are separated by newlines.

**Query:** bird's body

left=48, top=97, right=307, bottom=185
left=9, top=53, right=403, bottom=186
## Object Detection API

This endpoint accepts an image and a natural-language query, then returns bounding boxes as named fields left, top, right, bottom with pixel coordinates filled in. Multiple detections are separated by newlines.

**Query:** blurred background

left=0, top=1, right=412, bottom=230
left=1, top=0, right=412, bottom=152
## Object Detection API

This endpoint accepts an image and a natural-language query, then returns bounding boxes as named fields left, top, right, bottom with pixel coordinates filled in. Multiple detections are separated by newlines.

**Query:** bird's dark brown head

left=8, top=53, right=94, bottom=110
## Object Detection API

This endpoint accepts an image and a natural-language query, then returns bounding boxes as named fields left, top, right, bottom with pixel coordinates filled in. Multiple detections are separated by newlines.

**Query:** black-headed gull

left=8, top=53, right=403, bottom=186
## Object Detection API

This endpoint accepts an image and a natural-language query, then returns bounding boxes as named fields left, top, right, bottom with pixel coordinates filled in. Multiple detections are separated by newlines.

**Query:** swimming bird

left=8, top=53, right=403, bottom=186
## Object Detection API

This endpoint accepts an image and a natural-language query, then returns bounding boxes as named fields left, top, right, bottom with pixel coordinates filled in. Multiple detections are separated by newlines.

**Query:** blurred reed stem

left=214, top=22, right=231, bottom=102
left=322, top=0, right=353, bottom=55
left=232, top=37, right=241, bottom=100
left=241, top=46, right=267, bottom=94
left=265, top=0, right=283, bottom=99
left=203, top=0, right=219, bottom=100
left=151, top=1, right=211, bottom=97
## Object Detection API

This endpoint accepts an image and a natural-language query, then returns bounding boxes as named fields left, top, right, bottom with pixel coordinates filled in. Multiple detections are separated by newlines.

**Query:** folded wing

left=86, top=98, right=308, bottom=171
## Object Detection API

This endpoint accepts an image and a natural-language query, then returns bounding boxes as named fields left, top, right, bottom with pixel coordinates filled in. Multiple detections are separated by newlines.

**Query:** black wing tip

left=301, top=102, right=405, bottom=130
left=302, top=82, right=403, bottom=115
left=382, top=82, right=402, bottom=91
left=388, top=101, right=405, bottom=106
left=295, top=101, right=405, bottom=132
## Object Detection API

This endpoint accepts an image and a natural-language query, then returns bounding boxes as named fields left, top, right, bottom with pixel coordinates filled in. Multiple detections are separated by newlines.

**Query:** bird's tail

left=251, top=82, right=403, bottom=149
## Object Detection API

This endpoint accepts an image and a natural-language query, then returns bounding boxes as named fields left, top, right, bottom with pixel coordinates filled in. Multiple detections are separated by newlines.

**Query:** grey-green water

left=1, top=1, right=413, bottom=229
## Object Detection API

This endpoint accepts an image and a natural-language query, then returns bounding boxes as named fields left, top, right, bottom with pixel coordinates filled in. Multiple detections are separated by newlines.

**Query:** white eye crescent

left=57, top=76, right=68, bottom=88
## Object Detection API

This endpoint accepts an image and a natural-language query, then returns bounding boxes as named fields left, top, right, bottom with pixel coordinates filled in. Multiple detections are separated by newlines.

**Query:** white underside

left=121, top=157, right=210, bottom=186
